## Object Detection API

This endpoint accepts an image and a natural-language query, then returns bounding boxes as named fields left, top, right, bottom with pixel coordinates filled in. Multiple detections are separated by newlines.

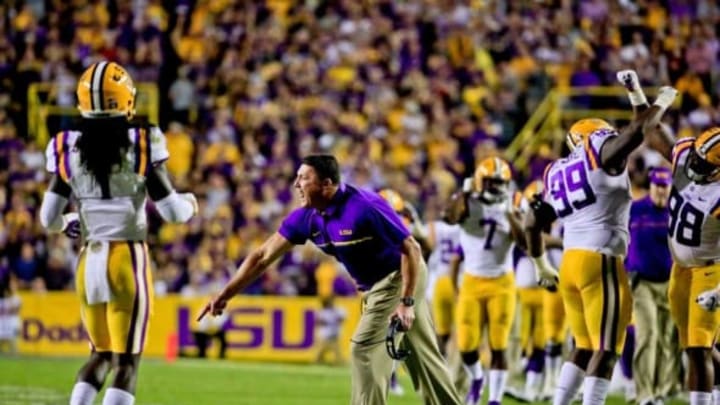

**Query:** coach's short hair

left=301, top=155, right=340, bottom=184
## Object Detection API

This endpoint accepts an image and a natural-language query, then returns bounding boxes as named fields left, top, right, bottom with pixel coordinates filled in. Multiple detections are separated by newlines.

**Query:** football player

left=39, top=61, right=197, bottom=405
left=513, top=180, right=564, bottom=402
left=446, top=157, right=525, bottom=405
left=425, top=201, right=462, bottom=356
left=627, top=73, right=720, bottom=405
left=524, top=71, right=677, bottom=405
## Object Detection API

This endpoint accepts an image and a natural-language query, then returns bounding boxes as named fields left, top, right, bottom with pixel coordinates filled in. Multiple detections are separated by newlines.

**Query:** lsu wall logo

left=177, top=305, right=316, bottom=350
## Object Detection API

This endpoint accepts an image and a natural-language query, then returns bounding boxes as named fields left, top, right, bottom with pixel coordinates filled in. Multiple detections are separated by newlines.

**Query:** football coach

left=198, top=155, right=462, bottom=405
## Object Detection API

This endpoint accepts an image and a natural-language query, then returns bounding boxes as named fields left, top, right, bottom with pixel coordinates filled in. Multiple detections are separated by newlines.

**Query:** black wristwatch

left=401, top=297, right=415, bottom=307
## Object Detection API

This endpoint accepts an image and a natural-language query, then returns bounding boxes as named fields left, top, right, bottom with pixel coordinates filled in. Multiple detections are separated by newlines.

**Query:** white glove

left=462, top=177, right=474, bottom=193
left=643, top=86, right=678, bottom=132
left=697, top=288, right=720, bottom=312
left=616, top=69, right=647, bottom=106
left=531, top=253, right=559, bottom=292
left=62, top=213, right=81, bottom=239
left=180, top=192, right=199, bottom=216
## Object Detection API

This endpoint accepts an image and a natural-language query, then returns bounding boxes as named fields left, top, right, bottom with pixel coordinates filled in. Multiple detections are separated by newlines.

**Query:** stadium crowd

left=1, top=0, right=719, bottom=298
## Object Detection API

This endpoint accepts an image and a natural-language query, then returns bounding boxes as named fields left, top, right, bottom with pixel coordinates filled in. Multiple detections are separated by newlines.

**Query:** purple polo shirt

left=625, top=196, right=672, bottom=282
left=279, top=183, right=411, bottom=290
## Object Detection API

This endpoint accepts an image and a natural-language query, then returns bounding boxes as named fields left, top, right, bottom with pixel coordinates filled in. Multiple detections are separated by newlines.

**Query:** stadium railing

left=506, top=86, right=681, bottom=175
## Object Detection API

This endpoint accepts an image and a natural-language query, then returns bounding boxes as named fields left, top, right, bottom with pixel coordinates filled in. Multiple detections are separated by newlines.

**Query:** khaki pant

left=350, top=263, right=462, bottom=405
left=633, top=279, right=681, bottom=402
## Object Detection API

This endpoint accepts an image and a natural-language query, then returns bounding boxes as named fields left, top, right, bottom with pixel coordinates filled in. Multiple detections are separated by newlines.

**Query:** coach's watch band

left=401, top=297, right=415, bottom=307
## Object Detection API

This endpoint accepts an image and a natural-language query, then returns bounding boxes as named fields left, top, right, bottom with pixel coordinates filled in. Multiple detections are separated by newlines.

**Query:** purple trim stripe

left=599, top=254, right=608, bottom=351
left=608, top=257, right=620, bottom=352
left=62, top=131, right=71, bottom=179
left=52, top=135, right=60, bottom=173
left=133, top=128, right=141, bottom=174
left=126, top=242, right=140, bottom=354
left=139, top=244, right=150, bottom=351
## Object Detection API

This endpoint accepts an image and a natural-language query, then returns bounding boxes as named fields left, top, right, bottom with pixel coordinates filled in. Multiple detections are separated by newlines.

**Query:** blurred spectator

left=181, top=267, right=228, bottom=359
left=315, top=295, right=346, bottom=365
left=43, top=247, right=74, bottom=291
left=0, top=266, right=20, bottom=354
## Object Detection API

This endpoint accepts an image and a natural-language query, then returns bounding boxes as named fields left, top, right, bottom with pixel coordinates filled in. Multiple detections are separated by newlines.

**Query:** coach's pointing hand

left=197, top=294, right=229, bottom=321
left=390, top=301, right=415, bottom=331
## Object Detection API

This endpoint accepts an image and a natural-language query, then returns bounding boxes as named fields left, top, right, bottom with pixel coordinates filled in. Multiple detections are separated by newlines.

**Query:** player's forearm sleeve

left=40, top=191, right=69, bottom=232
left=154, top=192, right=196, bottom=223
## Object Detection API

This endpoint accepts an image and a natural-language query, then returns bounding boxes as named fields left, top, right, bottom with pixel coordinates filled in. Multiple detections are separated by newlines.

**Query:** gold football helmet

left=473, top=157, right=512, bottom=202
left=688, top=127, right=720, bottom=184
left=378, top=189, right=405, bottom=213
left=522, top=179, right=544, bottom=202
left=378, top=189, right=412, bottom=228
left=566, top=118, right=616, bottom=150
left=77, top=61, right=137, bottom=119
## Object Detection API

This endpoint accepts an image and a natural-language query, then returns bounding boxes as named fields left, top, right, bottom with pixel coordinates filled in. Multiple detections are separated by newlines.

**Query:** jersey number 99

left=548, top=160, right=597, bottom=218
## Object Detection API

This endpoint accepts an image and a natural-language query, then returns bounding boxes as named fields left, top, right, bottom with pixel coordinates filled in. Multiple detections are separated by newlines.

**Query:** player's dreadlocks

left=75, top=116, right=131, bottom=199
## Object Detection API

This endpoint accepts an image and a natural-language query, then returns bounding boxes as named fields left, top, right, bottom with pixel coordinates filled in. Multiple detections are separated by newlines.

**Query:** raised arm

left=598, top=86, right=677, bottom=174
left=614, top=70, right=676, bottom=162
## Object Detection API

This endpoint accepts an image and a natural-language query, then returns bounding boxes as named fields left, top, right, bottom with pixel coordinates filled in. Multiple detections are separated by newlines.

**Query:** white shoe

left=390, top=382, right=404, bottom=396
left=625, top=381, right=637, bottom=402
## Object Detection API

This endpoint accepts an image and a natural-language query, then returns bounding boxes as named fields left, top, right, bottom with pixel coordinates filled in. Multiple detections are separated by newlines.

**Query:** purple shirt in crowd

left=625, top=196, right=672, bottom=282
left=279, top=183, right=410, bottom=290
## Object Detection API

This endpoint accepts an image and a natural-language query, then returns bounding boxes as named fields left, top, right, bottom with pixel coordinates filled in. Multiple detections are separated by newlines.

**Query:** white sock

left=526, top=370, right=543, bottom=399
left=549, top=355, right=562, bottom=378
left=102, top=388, right=135, bottom=405
left=582, top=376, right=610, bottom=405
left=691, top=391, right=713, bottom=405
left=712, top=387, right=720, bottom=405
left=70, top=382, right=98, bottom=405
left=553, top=362, right=585, bottom=405
left=488, top=369, right=508, bottom=403
left=463, top=361, right=484, bottom=382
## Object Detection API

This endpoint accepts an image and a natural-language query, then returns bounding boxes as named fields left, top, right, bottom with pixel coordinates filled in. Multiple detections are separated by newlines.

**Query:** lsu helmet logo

left=77, top=61, right=137, bottom=119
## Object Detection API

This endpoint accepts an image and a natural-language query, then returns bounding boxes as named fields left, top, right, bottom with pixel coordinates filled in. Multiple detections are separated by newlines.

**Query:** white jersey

left=543, top=131, right=631, bottom=257
left=458, top=193, right=517, bottom=278
left=45, top=126, right=169, bottom=241
left=316, top=307, right=346, bottom=340
left=425, top=221, right=461, bottom=298
left=668, top=138, right=720, bottom=267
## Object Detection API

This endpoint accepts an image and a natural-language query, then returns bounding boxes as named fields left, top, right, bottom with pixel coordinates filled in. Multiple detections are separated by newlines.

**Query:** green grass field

left=0, top=356, right=684, bottom=404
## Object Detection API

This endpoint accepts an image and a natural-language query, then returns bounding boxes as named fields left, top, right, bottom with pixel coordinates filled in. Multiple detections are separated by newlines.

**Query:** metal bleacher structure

left=505, top=86, right=679, bottom=176
left=27, top=82, right=159, bottom=147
